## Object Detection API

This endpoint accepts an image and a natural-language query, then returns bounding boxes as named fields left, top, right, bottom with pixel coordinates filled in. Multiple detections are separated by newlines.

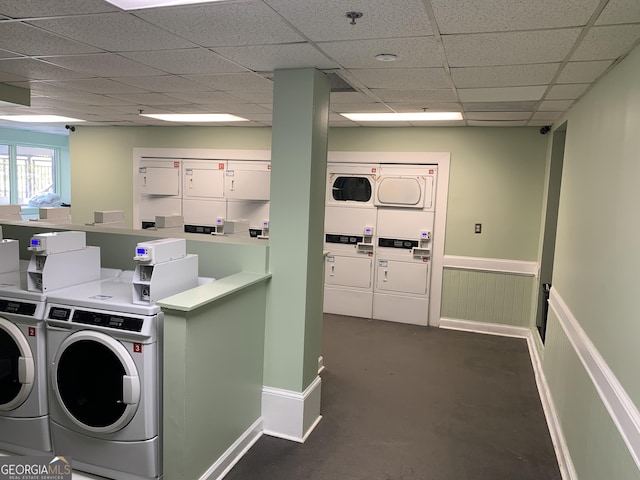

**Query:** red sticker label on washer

left=218, top=163, right=225, bottom=170
left=429, top=169, right=435, bottom=174
left=28, top=327, right=36, bottom=337
left=133, top=343, right=143, bottom=353
left=371, top=167, right=377, bottom=173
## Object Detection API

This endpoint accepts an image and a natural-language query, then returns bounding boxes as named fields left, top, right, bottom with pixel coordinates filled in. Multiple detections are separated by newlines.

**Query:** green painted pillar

left=264, top=68, right=329, bottom=400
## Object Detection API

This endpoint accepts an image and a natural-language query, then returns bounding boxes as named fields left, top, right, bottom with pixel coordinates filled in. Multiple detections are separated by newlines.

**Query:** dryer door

left=0, top=317, right=34, bottom=411
left=52, top=330, right=140, bottom=434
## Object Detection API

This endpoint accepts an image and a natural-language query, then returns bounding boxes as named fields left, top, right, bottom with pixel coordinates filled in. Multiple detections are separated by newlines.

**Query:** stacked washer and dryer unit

left=324, top=163, right=437, bottom=326
left=0, top=231, right=121, bottom=457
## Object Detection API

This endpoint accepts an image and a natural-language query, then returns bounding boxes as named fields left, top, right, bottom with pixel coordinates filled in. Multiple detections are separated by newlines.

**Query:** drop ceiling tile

left=570, top=24, right=640, bottom=61
left=46, top=78, right=148, bottom=95
left=459, top=86, right=547, bottom=102
left=104, top=93, right=188, bottom=105
left=528, top=119, right=557, bottom=126
left=119, top=49, right=246, bottom=75
left=241, top=113, right=274, bottom=122
left=0, top=49, right=20, bottom=59
left=330, top=103, right=393, bottom=113
left=42, top=54, right=165, bottom=78
left=431, top=0, right=599, bottom=34
left=538, top=100, right=574, bottom=111
left=443, top=29, right=582, bottom=67
left=0, top=23, right=104, bottom=56
left=545, top=83, right=590, bottom=100
left=29, top=13, right=196, bottom=52
left=373, top=89, right=458, bottom=103
left=264, top=0, right=433, bottom=42
left=50, top=93, right=135, bottom=106
left=410, top=120, right=465, bottom=127
left=0, top=58, right=91, bottom=80
left=463, top=101, right=537, bottom=111
left=137, top=2, right=302, bottom=47
left=184, top=73, right=273, bottom=91
left=532, top=111, right=562, bottom=121
left=111, top=75, right=207, bottom=93
left=596, top=0, right=640, bottom=25
left=0, top=1, right=118, bottom=17
left=348, top=68, right=450, bottom=90
left=451, top=64, right=560, bottom=88
left=229, top=91, right=274, bottom=103
left=330, top=91, right=371, bottom=104
left=163, top=91, right=250, bottom=104
left=101, top=105, right=173, bottom=115
left=467, top=120, right=528, bottom=126
left=465, top=111, right=532, bottom=121
left=556, top=60, right=613, bottom=83
left=213, top=43, right=337, bottom=71
left=318, top=37, right=442, bottom=69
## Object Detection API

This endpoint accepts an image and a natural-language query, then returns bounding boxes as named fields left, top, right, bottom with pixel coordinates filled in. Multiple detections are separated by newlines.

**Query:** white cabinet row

left=139, top=159, right=271, bottom=201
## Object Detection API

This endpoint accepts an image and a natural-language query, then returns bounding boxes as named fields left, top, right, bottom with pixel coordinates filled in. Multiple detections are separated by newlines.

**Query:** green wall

left=69, top=125, right=547, bottom=261
left=69, top=126, right=272, bottom=226
left=544, top=44, right=640, bottom=476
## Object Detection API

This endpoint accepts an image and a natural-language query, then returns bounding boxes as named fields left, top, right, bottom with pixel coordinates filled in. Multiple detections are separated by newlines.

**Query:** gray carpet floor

left=224, top=314, right=561, bottom=480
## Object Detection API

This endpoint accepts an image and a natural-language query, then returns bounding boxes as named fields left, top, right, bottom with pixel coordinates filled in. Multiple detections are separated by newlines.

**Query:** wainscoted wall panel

left=442, top=269, right=534, bottom=327
left=543, top=309, right=640, bottom=480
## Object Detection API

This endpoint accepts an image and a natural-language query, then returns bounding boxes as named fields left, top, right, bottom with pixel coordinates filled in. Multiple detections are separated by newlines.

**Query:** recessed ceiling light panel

left=0, top=115, right=85, bottom=123
left=105, top=0, right=225, bottom=10
left=341, top=112, right=463, bottom=122
left=140, top=113, right=249, bottom=122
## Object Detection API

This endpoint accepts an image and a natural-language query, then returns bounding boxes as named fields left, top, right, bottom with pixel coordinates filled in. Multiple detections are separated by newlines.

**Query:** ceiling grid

left=0, top=0, right=637, bottom=132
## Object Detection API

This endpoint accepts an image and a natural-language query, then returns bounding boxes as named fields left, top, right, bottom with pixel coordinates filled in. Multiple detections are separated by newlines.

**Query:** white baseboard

left=262, top=376, right=322, bottom=443
left=439, top=317, right=575, bottom=480
left=201, top=417, right=263, bottom=480
left=439, top=317, right=531, bottom=338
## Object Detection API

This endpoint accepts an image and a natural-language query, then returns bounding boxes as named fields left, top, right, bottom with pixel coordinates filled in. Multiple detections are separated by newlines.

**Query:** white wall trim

left=549, top=287, right=640, bottom=472
left=201, top=417, right=263, bottom=480
left=443, top=255, right=539, bottom=277
left=439, top=317, right=531, bottom=338
left=262, top=376, right=322, bottom=443
left=439, top=317, right=576, bottom=480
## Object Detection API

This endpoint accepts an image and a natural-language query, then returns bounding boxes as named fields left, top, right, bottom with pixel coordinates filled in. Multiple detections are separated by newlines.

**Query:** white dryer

left=45, top=272, right=163, bottom=480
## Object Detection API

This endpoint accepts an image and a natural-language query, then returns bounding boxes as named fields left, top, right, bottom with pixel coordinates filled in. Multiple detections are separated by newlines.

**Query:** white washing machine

left=45, top=272, right=163, bottom=480
left=0, top=265, right=121, bottom=457
left=373, top=210, right=434, bottom=326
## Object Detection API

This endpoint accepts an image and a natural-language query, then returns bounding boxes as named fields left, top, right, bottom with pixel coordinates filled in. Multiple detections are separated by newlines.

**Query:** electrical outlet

left=475, top=223, right=482, bottom=234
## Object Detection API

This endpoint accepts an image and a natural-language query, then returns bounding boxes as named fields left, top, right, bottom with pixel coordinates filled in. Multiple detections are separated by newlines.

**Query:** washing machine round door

left=52, top=330, right=140, bottom=434
left=0, top=317, right=35, bottom=411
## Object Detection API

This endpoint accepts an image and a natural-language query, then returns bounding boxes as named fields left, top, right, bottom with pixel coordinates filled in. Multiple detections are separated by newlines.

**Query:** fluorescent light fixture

left=105, top=0, right=225, bottom=10
left=0, top=115, right=85, bottom=123
left=140, top=113, right=249, bottom=123
left=340, top=112, right=463, bottom=122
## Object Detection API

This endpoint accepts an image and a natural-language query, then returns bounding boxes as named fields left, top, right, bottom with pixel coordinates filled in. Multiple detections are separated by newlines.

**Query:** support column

left=262, top=68, right=330, bottom=442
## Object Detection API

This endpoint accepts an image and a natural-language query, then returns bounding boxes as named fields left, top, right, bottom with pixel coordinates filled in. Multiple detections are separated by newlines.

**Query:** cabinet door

left=139, top=160, right=180, bottom=196
left=325, top=255, right=373, bottom=289
left=225, top=162, right=270, bottom=200
left=183, top=162, right=225, bottom=198
left=375, top=259, right=429, bottom=295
